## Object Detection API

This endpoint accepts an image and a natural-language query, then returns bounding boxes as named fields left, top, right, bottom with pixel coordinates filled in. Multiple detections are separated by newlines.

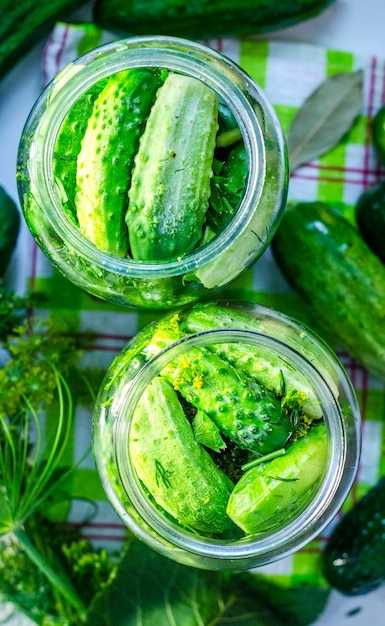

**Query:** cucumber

left=182, top=302, right=324, bottom=420
left=53, top=79, right=107, bottom=225
left=0, top=186, right=20, bottom=276
left=227, top=423, right=327, bottom=533
left=94, top=0, right=336, bottom=39
left=355, top=181, right=385, bottom=264
left=0, top=0, right=88, bottom=81
left=126, top=72, right=218, bottom=261
left=271, top=202, right=385, bottom=381
left=130, top=376, right=234, bottom=534
left=322, top=475, right=385, bottom=595
left=75, top=68, right=164, bottom=256
left=159, top=343, right=295, bottom=455
left=123, top=310, right=296, bottom=454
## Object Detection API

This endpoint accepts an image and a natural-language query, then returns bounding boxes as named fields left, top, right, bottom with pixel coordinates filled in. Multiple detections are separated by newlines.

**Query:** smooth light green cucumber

left=127, top=72, right=218, bottom=261
left=75, top=68, right=164, bottom=256
left=227, top=423, right=327, bottom=533
left=130, top=376, right=234, bottom=534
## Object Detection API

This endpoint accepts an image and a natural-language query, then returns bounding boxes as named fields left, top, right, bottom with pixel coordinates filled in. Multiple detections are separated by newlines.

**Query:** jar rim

left=26, top=35, right=279, bottom=278
left=113, top=325, right=360, bottom=564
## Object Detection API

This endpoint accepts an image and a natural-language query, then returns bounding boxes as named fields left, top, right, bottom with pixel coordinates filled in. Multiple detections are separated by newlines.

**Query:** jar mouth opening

left=114, top=327, right=354, bottom=562
left=30, top=36, right=269, bottom=278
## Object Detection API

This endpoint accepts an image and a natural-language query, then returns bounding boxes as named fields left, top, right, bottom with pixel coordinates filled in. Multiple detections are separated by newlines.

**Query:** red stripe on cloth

left=381, top=59, right=385, bottom=105
left=298, top=161, right=383, bottom=175
left=42, top=28, right=55, bottom=87
left=54, top=24, right=70, bottom=77
left=91, top=332, right=132, bottom=342
left=291, top=171, right=373, bottom=186
left=82, top=533, right=126, bottom=542
left=216, top=38, right=223, bottom=53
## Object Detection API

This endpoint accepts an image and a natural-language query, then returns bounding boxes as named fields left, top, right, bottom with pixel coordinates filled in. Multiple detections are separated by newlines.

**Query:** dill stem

left=13, top=527, right=87, bottom=619
left=241, top=448, right=286, bottom=471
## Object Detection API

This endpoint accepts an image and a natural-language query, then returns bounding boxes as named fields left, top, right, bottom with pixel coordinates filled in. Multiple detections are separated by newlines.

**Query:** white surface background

left=1, top=0, right=385, bottom=623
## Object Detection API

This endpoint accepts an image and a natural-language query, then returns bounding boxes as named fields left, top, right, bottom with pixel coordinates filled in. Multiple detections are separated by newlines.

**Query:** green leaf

left=86, top=541, right=220, bottom=626
left=86, top=540, right=331, bottom=626
left=287, top=70, right=363, bottom=171
left=193, top=409, right=227, bottom=452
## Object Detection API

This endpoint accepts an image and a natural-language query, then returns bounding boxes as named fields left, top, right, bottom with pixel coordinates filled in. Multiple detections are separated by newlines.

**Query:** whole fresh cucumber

left=130, top=376, right=234, bottom=534
left=227, top=423, right=327, bottom=533
left=0, top=186, right=20, bottom=276
left=127, top=72, right=218, bottom=261
left=0, top=0, right=88, bottom=81
left=75, top=68, right=164, bottom=256
left=271, top=202, right=385, bottom=381
left=355, top=181, right=385, bottom=264
left=94, top=0, right=336, bottom=39
left=322, top=475, right=385, bottom=595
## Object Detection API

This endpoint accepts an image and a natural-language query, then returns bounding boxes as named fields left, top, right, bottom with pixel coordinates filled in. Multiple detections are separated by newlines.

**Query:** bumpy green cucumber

left=127, top=72, right=218, bottom=261
left=53, top=79, right=107, bottom=224
left=130, top=376, right=234, bottom=534
left=322, top=475, right=385, bottom=595
left=227, top=423, right=327, bottom=533
left=182, top=303, right=325, bottom=419
left=75, top=68, right=164, bottom=256
left=160, top=344, right=295, bottom=455
left=110, top=306, right=301, bottom=454
left=94, top=0, right=336, bottom=40
left=356, top=181, right=385, bottom=264
left=272, top=202, right=385, bottom=381
left=0, top=0, right=88, bottom=81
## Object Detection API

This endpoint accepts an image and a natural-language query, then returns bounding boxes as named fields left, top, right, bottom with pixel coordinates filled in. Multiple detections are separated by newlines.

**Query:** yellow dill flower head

left=180, top=356, right=190, bottom=369
left=193, top=374, right=204, bottom=389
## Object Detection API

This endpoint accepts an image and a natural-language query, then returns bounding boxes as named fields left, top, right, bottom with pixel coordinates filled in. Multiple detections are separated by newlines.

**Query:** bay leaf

left=287, top=70, right=363, bottom=171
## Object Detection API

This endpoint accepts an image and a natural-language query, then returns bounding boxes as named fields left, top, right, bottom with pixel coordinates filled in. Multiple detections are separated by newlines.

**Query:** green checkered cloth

left=23, top=22, right=385, bottom=586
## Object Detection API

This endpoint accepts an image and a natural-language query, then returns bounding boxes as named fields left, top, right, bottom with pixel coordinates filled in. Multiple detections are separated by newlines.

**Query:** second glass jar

left=92, top=300, right=361, bottom=570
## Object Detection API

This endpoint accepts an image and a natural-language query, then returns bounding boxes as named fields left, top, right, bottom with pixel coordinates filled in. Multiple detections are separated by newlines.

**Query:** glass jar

left=16, top=36, right=288, bottom=309
left=92, top=301, right=361, bottom=571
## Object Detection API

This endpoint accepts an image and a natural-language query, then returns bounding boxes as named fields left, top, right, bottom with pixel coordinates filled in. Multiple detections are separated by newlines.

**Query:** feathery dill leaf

left=0, top=293, right=113, bottom=624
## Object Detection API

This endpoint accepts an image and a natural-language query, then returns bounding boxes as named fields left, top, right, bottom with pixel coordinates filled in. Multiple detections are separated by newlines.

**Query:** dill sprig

left=0, top=313, right=106, bottom=622
left=0, top=281, right=45, bottom=340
